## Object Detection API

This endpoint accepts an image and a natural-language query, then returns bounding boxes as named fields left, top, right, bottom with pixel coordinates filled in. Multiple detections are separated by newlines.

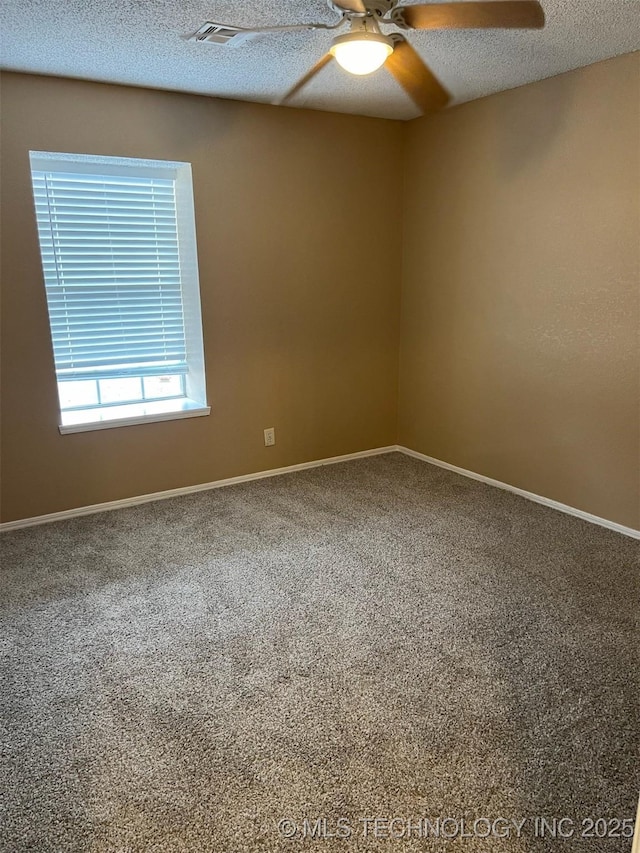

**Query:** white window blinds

left=31, top=169, right=188, bottom=380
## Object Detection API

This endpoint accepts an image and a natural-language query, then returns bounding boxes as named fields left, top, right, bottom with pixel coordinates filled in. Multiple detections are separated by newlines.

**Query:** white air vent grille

left=188, top=22, right=253, bottom=47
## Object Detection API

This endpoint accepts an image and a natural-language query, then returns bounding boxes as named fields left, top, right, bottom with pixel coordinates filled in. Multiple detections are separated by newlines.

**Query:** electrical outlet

left=264, top=427, right=275, bottom=447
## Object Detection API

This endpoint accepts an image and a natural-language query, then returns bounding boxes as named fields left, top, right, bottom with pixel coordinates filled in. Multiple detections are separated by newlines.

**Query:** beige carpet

left=0, top=452, right=638, bottom=851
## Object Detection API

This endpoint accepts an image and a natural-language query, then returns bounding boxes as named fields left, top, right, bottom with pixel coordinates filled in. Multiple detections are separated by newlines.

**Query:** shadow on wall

left=489, top=61, right=577, bottom=177
left=118, top=84, right=241, bottom=153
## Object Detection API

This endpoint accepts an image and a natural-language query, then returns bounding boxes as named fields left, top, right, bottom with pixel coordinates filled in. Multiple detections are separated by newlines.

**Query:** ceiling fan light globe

left=330, top=32, right=394, bottom=76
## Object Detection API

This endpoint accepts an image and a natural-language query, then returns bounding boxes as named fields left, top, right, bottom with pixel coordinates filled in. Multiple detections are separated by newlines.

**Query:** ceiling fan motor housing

left=328, top=0, right=398, bottom=17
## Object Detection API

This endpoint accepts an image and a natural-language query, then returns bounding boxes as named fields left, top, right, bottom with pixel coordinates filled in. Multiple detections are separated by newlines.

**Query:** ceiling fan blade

left=399, top=1, right=545, bottom=30
left=279, top=53, right=334, bottom=104
left=385, top=37, right=450, bottom=113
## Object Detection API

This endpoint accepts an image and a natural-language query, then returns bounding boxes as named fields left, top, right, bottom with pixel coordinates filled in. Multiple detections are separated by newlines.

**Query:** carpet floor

left=0, top=452, right=638, bottom=852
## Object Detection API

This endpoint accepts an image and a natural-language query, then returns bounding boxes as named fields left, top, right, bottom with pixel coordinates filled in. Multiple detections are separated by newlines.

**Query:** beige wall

left=399, top=53, right=640, bottom=529
left=2, top=55, right=639, bottom=528
left=0, top=73, right=403, bottom=522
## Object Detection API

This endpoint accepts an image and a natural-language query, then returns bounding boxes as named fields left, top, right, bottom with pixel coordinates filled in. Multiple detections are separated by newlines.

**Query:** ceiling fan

left=201, top=1, right=545, bottom=114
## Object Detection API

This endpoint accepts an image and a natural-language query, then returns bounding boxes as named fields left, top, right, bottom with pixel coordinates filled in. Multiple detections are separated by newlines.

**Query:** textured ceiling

left=1, top=1, right=639, bottom=120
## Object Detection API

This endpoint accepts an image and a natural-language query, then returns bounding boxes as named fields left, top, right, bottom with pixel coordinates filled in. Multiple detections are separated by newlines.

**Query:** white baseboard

left=0, top=446, right=397, bottom=532
left=2, top=444, right=637, bottom=540
left=397, top=446, right=640, bottom=540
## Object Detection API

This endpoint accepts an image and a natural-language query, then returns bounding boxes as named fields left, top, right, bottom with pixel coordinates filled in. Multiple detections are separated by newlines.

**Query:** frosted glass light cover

left=330, top=37, right=393, bottom=76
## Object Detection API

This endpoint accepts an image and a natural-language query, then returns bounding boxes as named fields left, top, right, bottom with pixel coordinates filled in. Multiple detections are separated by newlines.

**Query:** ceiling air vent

left=188, top=22, right=254, bottom=47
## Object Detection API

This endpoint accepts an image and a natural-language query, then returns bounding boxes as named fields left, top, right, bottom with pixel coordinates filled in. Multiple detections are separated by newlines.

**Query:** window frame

left=29, top=151, right=210, bottom=434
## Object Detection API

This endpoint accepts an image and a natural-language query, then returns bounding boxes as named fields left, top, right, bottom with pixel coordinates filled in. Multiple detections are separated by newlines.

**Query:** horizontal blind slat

left=33, top=167, right=187, bottom=377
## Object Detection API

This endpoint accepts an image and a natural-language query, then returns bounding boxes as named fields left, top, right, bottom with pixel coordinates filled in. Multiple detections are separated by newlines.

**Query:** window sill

left=58, top=399, right=210, bottom=434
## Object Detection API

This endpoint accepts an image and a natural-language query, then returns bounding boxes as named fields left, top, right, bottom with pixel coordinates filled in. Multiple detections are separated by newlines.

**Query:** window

left=29, top=152, right=209, bottom=433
